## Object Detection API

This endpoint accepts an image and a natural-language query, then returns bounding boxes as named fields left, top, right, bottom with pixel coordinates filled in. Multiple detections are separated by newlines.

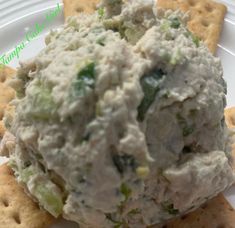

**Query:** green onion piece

left=35, top=184, right=63, bottom=217
left=161, top=202, right=179, bottom=215
left=176, top=114, right=195, bottom=137
left=137, top=69, right=165, bottom=122
left=170, top=17, right=181, bottom=29
left=98, top=7, right=105, bottom=19
left=120, top=183, right=132, bottom=201
left=73, top=61, right=96, bottom=97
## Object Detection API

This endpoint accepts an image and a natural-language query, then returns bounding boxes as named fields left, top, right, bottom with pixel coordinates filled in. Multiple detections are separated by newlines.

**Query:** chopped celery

left=35, top=184, right=63, bottom=217
left=21, top=166, right=35, bottom=183
left=124, top=26, right=146, bottom=44
left=136, top=166, right=150, bottom=179
left=103, top=19, right=125, bottom=38
left=8, top=159, right=18, bottom=171
left=95, top=102, right=102, bottom=116
left=96, top=37, right=106, bottom=46
left=27, top=84, right=57, bottom=120
left=98, top=7, right=105, bottom=19
left=18, top=164, right=63, bottom=217
left=161, top=17, right=180, bottom=32
left=170, top=49, right=182, bottom=65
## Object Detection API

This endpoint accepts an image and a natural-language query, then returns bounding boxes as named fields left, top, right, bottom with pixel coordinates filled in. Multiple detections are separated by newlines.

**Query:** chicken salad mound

left=1, top=0, right=235, bottom=227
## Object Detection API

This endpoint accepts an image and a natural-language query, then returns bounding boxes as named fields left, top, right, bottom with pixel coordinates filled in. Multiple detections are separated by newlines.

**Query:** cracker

left=225, top=107, right=235, bottom=129
left=0, top=163, right=55, bottom=228
left=0, top=66, right=16, bottom=138
left=63, top=0, right=100, bottom=18
left=156, top=0, right=227, bottom=54
left=153, top=194, right=235, bottom=228
left=225, top=107, right=235, bottom=169
left=0, top=65, right=16, bottom=83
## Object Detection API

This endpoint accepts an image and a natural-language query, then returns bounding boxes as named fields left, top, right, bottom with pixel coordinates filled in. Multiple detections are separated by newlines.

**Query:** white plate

left=0, top=1, right=235, bottom=227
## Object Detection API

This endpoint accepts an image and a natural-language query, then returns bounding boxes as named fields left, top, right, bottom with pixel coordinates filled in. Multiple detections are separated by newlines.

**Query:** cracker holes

left=0, top=75, right=6, bottom=83
left=91, top=3, right=97, bottom=10
left=1, top=198, right=9, bottom=207
left=181, top=214, right=188, bottom=220
left=201, top=20, right=210, bottom=27
left=201, top=202, right=208, bottom=209
left=231, top=116, right=235, bottom=126
left=188, top=0, right=196, bottom=7
left=12, top=213, right=21, bottom=225
left=198, top=10, right=203, bottom=14
left=205, top=4, right=213, bottom=12
left=76, top=6, right=84, bottom=13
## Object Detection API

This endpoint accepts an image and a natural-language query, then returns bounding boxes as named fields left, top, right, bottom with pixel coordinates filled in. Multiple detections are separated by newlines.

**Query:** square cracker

left=63, top=0, right=100, bottom=18
left=0, top=163, right=55, bottom=228
left=156, top=0, right=227, bottom=54
left=0, top=66, right=16, bottom=138
left=153, top=194, right=235, bottom=228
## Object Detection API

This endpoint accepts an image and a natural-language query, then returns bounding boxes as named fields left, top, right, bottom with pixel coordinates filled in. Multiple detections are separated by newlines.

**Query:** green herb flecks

left=118, top=183, right=132, bottom=214
left=161, top=202, right=179, bottom=215
left=103, top=19, right=126, bottom=38
left=120, top=183, right=132, bottom=202
left=176, top=114, right=195, bottom=137
left=98, top=7, right=105, bottom=19
left=137, top=69, right=165, bottom=122
left=111, top=153, right=137, bottom=175
left=170, top=17, right=181, bottom=29
left=160, top=20, right=170, bottom=32
left=96, top=37, right=106, bottom=46
left=127, top=208, right=141, bottom=216
left=27, top=83, right=57, bottom=120
left=72, top=61, right=96, bottom=97
left=191, top=33, right=200, bottom=47
left=185, top=30, right=200, bottom=47
left=106, top=213, right=124, bottom=228
left=21, top=166, right=35, bottom=183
